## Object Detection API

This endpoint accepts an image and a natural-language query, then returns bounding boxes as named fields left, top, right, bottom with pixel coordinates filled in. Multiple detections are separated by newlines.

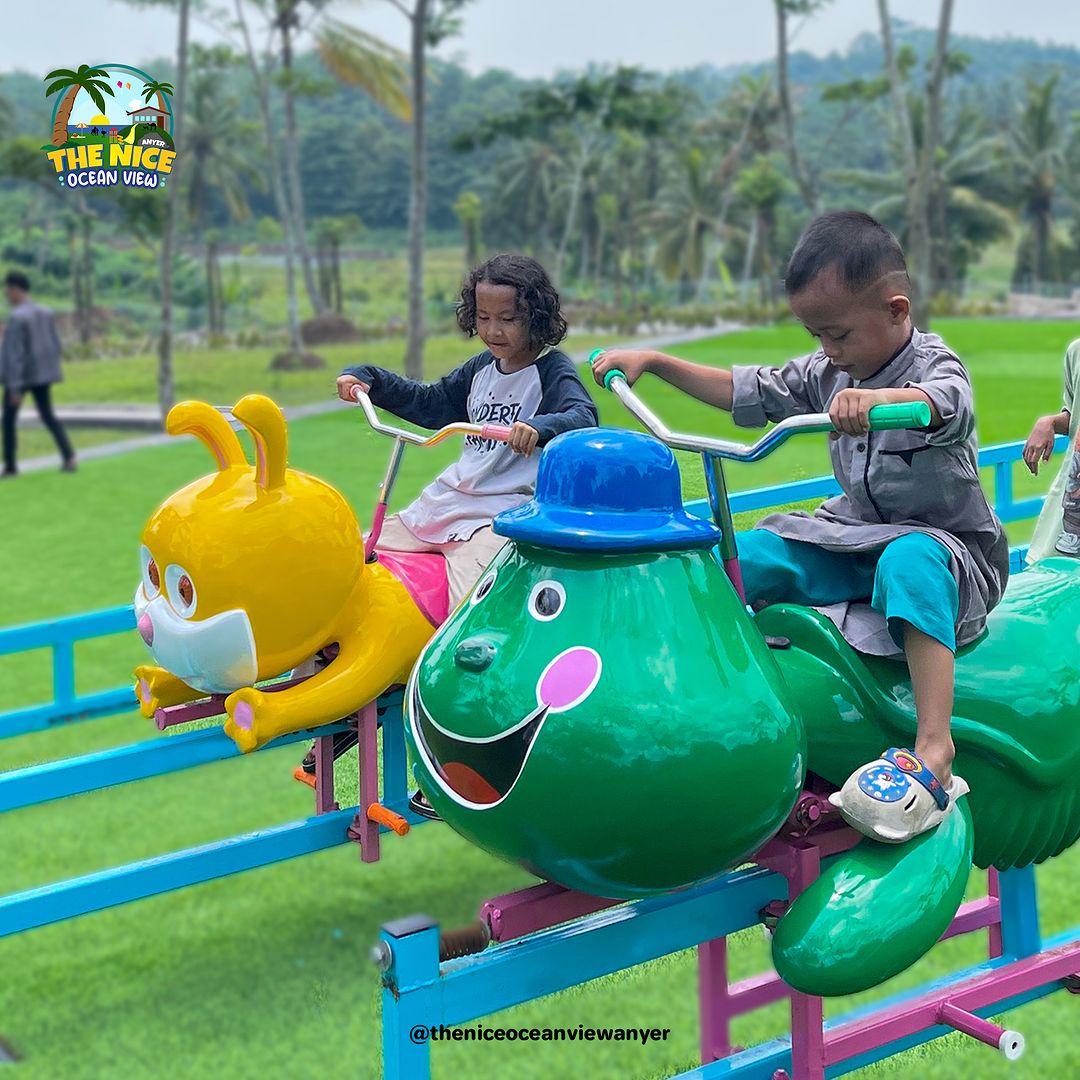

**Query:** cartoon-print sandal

left=829, top=747, right=970, bottom=844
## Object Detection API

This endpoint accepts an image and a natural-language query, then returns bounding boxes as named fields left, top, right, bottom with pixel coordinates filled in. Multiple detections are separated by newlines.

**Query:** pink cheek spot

left=233, top=700, right=254, bottom=730
left=536, top=647, right=602, bottom=713
left=137, top=613, right=154, bottom=647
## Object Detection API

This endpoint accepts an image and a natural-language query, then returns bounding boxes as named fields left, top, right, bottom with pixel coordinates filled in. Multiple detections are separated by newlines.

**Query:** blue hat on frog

left=494, top=428, right=721, bottom=553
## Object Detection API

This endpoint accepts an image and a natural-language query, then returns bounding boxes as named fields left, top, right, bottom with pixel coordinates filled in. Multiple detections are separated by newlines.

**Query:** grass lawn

left=0, top=319, right=1077, bottom=1079
left=49, top=327, right=640, bottom=410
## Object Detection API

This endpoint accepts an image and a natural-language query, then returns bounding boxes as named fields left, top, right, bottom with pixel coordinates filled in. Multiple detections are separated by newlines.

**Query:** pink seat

left=375, top=550, right=450, bottom=627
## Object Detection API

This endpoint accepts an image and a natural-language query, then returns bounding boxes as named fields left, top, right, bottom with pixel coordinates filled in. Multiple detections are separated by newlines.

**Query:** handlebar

left=588, top=349, right=931, bottom=462
left=351, top=385, right=512, bottom=445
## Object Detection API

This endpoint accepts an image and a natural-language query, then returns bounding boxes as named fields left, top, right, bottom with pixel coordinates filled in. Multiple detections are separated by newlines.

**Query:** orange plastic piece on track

left=366, top=802, right=410, bottom=836
left=292, top=765, right=317, bottom=790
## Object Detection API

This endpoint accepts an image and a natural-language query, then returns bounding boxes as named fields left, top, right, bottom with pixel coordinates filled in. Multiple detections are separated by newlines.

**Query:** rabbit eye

left=164, top=564, right=198, bottom=618
left=140, top=546, right=160, bottom=599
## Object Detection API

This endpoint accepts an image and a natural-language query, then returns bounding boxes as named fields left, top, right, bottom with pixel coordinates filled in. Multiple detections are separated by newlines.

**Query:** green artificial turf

left=0, top=319, right=1077, bottom=1079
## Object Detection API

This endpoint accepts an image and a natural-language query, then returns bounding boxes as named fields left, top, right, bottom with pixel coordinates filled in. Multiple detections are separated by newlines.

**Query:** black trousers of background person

left=2, top=385, right=75, bottom=474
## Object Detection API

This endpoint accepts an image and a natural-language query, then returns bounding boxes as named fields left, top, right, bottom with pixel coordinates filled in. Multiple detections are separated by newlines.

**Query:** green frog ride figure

left=405, top=427, right=807, bottom=899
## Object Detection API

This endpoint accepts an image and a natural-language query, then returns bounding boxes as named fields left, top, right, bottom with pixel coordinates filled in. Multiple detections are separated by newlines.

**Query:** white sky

left=3, top=0, right=1079, bottom=80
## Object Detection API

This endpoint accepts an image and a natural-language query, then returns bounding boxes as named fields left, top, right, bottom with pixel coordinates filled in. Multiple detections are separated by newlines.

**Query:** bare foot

left=914, top=736, right=955, bottom=789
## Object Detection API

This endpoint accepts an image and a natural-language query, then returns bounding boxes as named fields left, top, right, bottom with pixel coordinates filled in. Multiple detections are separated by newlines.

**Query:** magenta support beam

left=698, top=937, right=732, bottom=1062
left=939, top=895, right=1001, bottom=944
left=824, top=937, right=1080, bottom=1066
left=365, top=502, right=389, bottom=560
left=786, top=843, right=827, bottom=1080
left=936, top=1002, right=1025, bottom=1059
left=480, top=881, right=615, bottom=943
left=987, top=867, right=1004, bottom=958
left=154, top=675, right=307, bottom=730
left=355, top=702, right=380, bottom=863
left=314, top=732, right=338, bottom=815
left=722, top=557, right=746, bottom=604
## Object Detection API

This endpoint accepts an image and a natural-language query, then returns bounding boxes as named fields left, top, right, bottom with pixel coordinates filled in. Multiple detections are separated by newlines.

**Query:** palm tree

left=45, top=64, right=115, bottom=146
left=483, top=139, right=565, bottom=257
left=649, top=80, right=770, bottom=300
left=734, top=153, right=789, bottom=305
left=383, top=0, right=470, bottom=378
left=452, top=191, right=482, bottom=271
left=1006, top=74, right=1072, bottom=289
left=876, top=0, right=956, bottom=327
left=157, top=0, right=190, bottom=417
left=829, top=102, right=1013, bottom=296
left=312, top=213, right=364, bottom=315
left=232, top=0, right=408, bottom=360
left=652, top=146, right=726, bottom=295
left=184, top=55, right=263, bottom=335
left=140, top=78, right=176, bottom=134
left=272, top=2, right=409, bottom=318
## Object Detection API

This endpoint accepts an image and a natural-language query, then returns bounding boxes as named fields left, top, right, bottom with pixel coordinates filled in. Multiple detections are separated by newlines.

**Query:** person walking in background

left=0, top=270, right=76, bottom=477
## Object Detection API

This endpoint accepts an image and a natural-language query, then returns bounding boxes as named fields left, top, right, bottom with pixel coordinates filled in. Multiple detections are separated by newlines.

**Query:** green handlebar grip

left=866, top=401, right=932, bottom=430
left=588, top=347, right=625, bottom=390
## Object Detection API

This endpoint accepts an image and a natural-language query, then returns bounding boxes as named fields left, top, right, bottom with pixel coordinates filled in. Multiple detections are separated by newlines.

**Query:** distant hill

left=2, top=23, right=1076, bottom=232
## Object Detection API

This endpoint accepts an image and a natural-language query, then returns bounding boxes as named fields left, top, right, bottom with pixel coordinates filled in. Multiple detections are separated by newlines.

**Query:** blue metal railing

left=0, top=604, right=135, bottom=739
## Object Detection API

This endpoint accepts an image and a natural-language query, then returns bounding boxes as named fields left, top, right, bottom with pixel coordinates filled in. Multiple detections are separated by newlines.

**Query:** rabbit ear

left=231, top=394, right=288, bottom=490
left=166, top=401, right=246, bottom=470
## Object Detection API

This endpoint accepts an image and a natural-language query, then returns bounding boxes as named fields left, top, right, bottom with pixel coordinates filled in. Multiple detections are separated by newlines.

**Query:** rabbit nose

left=137, top=612, right=154, bottom=647
left=455, top=638, right=496, bottom=672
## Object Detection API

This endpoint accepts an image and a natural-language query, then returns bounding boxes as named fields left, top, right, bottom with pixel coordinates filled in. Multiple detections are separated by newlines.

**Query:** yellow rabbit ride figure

left=133, top=394, right=433, bottom=753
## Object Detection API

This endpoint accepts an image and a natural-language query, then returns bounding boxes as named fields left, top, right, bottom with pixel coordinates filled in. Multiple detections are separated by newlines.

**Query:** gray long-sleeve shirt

left=345, top=348, right=598, bottom=543
left=731, top=328, right=1010, bottom=657
left=0, top=300, right=64, bottom=392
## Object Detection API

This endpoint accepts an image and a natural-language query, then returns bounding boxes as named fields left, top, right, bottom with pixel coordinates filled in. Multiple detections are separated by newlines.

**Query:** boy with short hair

left=593, top=211, right=1009, bottom=844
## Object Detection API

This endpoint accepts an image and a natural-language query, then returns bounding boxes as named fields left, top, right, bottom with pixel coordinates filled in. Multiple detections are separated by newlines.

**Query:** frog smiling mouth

left=408, top=645, right=602, bottom=811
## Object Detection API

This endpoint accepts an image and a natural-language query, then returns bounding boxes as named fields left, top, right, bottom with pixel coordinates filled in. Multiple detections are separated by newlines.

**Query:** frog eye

left=528, top=580, right=565, bottom=621
left=140, top=546, right=160, bottom=600
left=471, top=570, right=497, bottom=606
left=164, top=564, right=198, bottom=618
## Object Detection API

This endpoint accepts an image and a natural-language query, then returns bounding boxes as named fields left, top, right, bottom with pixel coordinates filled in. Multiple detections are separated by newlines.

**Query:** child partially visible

left=1023, top=338, right=1079, bottom=559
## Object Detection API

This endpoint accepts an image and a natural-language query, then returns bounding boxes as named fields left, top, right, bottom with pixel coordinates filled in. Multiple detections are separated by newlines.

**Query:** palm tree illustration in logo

left=140, top=79, right=176, bottom=135
left=45, top=64, right=115, bottom=147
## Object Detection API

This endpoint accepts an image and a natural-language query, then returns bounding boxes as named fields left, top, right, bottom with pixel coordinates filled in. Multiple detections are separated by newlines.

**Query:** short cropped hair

left=457, top=253, right=567, bottom=351
left=783, top=211, right=910, bottom=296
left=4, top=270, right=30, bottom=292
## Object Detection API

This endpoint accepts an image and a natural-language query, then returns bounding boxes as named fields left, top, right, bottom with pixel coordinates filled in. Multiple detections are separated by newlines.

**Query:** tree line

left=0, top=1, right=1077, bottom=416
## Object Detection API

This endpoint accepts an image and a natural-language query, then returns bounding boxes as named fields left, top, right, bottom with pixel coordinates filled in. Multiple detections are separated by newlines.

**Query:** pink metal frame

left=157, top=691, right=387, bottom=863
left=460, top=794, right=1078, bottom=1080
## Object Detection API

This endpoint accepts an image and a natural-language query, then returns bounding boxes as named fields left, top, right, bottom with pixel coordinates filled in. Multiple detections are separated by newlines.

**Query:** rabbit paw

left=224, top=686, right=271, bottom=753
left=134, top=664, right=184, bottom=718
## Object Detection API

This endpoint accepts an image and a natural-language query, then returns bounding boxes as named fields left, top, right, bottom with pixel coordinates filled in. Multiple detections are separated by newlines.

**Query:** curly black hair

left=456, top=253, right=567, bottom=351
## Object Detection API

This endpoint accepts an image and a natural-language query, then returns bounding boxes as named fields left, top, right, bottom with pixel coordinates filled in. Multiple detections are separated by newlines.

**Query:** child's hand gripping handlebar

left=349, top=385, right=512, bottom=556
left=350, top=385, right=513, bottom=446
left=587, top=348, right=931, bottom=460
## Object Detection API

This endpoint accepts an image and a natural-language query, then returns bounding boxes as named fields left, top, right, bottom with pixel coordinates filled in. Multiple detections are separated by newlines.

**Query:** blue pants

left=738, top=530, right=959, bottom=653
